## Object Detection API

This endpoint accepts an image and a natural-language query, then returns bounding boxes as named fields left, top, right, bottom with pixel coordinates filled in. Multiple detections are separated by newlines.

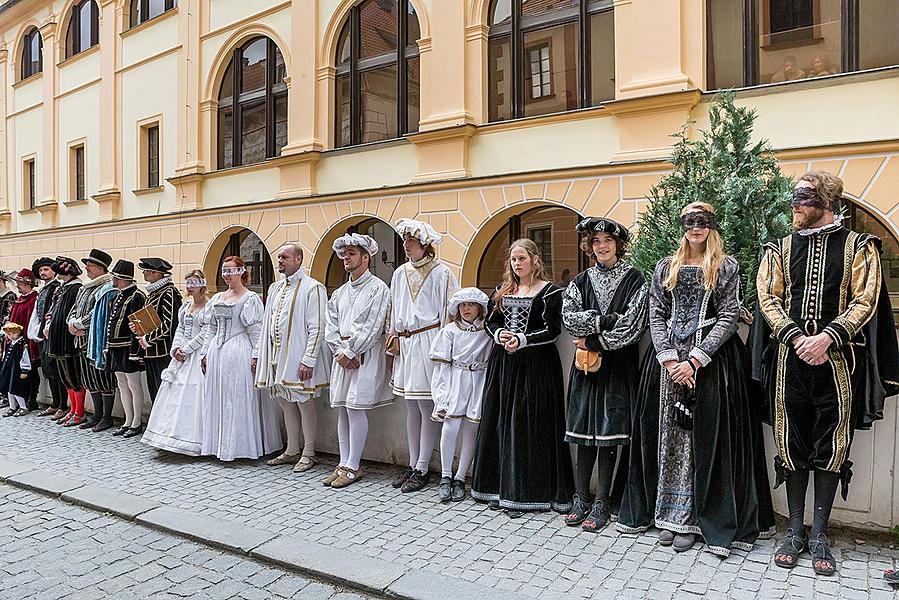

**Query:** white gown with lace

left=199, top=291, right=283, bottom=461
left=142, top=301, right=210, bottom=456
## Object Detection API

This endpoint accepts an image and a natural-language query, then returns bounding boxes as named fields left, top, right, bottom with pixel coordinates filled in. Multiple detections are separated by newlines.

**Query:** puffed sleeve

left=649, top=258, right=677, bottom=365
left=199, top=296, right=220, bottom=359
left=591, top=275, right=649, bottom=352
left=169, top=303, right=189, bottom=358
left=241, top=294, right=265, bottom=358
left=441, top=266, right=460, bottom=326
left=340, top=283, right=390, bottom=360
left=302, top=283, right=327, bottom=368
left=325, top=289, right=342, bottom=355
left=181, top=305, right=210, bottom=356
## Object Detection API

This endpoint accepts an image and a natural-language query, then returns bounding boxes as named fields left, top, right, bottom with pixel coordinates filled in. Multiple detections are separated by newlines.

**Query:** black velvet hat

left=576, top=217, right=631, bottom=243
left=111, top=260, right=136, bottom=281
left=51, top=256, right=83, bottom=277
left=138, top=257, right=173, bottom=274
left=31, top=257, right=54, bottom=273
left=81, top=248, right=113, bottom=269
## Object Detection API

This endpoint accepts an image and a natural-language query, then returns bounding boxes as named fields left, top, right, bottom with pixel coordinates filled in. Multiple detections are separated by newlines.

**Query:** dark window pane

left=360, top=65, right=398, bottom=143
left=337, top=23, right=351, bottom=65
left=240, top=103, right=267, bottom=165
left=241, top=38, right=267, bottom=94
left=79, top=2, right=92, bottom=53
left=359, top=0, right=397, bottom=60
left=406, top=56, right=420, bottom=133
left=859, top=1, right=899, bottom=70
left=274, top=95, right=288, bottom=156
left=148, top=126, right=160, bottom=188
left=589, top=10, right=615, bottom=104
left=336, top=74, right=351, bottom=147
left=219, top=108, right=233, bottom=168
left=218, top=62, right=233, bottom=102
left=522, top=22, right=579, bottom=118
left=407, top=3, right=421, bottom=46
left=759, top=0, right=840, bottom=84
left=75, top=147, right=85, bottom=200
left=490, top=0, right=512, bottom=26
left=488, top=34, right=512, bottom=121
left=707, top=0, right=744, bottom=89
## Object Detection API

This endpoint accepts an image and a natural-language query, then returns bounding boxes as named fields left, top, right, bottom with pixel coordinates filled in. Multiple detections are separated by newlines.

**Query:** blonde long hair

left=664, top=202, right=725, bottom=291
left=495, top=238, right=549, bottom=311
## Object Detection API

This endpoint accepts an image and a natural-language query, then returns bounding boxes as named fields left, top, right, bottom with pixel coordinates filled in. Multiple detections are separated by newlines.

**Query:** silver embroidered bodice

left=502, top=296, right=533, bottom=334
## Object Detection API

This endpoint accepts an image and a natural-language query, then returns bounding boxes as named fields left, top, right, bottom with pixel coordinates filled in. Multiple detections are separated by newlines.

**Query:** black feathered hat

left=51, top=256, right=83, bottom=277
left=576, top=217, right=631, bottom=243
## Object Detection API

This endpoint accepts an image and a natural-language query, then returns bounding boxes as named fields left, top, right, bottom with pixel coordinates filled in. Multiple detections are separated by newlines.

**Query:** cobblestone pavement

left=0, top=485, right=375, bottom=600
left=2, top=414, right=899, bottom=599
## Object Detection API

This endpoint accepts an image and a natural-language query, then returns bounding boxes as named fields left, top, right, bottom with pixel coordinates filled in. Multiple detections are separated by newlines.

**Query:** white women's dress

left=142, top=301, right=210, bottom=455
left=325, top=270, right=393, bottom=410
left=429, top=319, right=492, bottom=423
left=388, top=258, right=458, bottom=400
left=200, top=291, right=283, bottom=461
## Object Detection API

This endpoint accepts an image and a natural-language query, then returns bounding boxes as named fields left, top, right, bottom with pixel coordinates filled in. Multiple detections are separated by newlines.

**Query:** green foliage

left=628, top=92, right=794, bottom=309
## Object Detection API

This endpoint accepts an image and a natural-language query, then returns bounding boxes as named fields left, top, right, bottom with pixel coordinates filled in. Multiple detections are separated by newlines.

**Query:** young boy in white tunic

left=430, top=288, right=491, bottom=502
left=387, top=218, right=459, bottom=493
left=323, top=234, right=392, bottom=489
left=256, top=243, right=330, bottom=474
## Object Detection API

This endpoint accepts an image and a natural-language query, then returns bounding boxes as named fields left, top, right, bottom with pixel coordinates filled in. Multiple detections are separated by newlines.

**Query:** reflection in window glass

left=589, top=10, right=615, bottom=105
left=522, top=23, right=579, bottom=118
left=759, top=0, right=840, bottom=84
left=360, top=0, right=398, bottom=60
left=274, top=96, right=288, bottom=157
left=218, top=108, right=233, bottom=168
left=241, top=38, right=267, bottom=94
left=846, top=201, right=899, bottom=309
left=240, top=103, right=267, bottom=165
left=706, top=0, right=743, bottom=89
left=859, top=1, right=899, bottom=71
left=488, top=35, right=512, bottom=122
left=336, top=74, right=351, bottom=147
left=361, top=65, right=398, bottom=143
left=406, top=56, right=421, bottom=134
left=522, top=0, right=579, bottom=20
left=78, top=3, right=92, bottom=53
left=491, top=0, right=511, bottom=26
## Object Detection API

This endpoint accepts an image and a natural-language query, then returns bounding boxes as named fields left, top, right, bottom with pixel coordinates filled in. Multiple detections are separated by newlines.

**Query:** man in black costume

left=45, top=257, right=86, bottom=425
left=754, top=171, right=898, bottom=576
left=29, top=257, right=68, bottom=417
left=133, top=258, right=180, bottom=403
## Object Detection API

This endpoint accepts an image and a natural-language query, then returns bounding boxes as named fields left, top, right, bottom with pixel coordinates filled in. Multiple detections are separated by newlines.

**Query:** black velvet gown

left=471, top=283, right=575, bottom=512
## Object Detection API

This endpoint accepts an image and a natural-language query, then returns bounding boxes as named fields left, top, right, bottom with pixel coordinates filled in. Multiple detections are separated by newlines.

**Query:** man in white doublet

left=323, top=233, right=392, bottom=489
left=387, top=218, right=459, bottom=493
left=255, top=243, right=330, bottom=474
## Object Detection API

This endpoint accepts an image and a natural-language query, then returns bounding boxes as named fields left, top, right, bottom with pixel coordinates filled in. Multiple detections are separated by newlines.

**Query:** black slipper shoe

left=581, top=499, right=611, bottom=533
left=563, top=495, right=590, bottom=526
left=488, top=500, right=502, bottom=511
left=506, top=510, right=524, bottom=519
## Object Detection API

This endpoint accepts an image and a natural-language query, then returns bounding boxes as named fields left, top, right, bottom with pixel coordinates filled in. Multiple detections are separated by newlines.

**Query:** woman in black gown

left=471, top=238, right=575, bottom=518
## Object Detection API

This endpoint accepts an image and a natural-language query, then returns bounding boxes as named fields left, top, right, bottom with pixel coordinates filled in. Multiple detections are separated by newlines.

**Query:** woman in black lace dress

left=471, top=239, right=575, bottom=517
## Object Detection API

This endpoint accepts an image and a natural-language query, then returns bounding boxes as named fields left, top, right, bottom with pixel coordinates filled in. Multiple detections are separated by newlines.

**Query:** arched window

left=217, top=37, right=288, bottom=169
left=844, top=198, right=899, bottom=311
left=130, top=0, right=177, bottom=28
left=488, top=0, right=615, bottom=122
left=325, top=218, right=404, bottom=294
left=335, top=0, right=421, bottom=148
left=66, top=0, right=99, bottom=59
left=20, top=27, right=43, bottom=80
left=214, top=229, right=275, bottom=302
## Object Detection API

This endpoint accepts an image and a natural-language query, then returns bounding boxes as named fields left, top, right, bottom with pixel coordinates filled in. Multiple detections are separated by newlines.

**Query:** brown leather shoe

left=39, top=406, right=57, bottom=417
left=331, top=468, right=362, bottom=488
left=266, top=452, right=301, bottom=466
left=322, top=467, right=345, bottom=486
left=293, top=456, right=316, bottom=473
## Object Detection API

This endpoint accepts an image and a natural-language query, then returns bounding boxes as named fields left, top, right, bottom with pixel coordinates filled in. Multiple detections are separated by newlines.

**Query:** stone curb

left=0, top=456, right=536, bottom=600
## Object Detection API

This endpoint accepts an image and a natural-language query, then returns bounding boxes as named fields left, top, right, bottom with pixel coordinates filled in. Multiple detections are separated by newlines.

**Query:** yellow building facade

left=0, top=0, right=897, bottom=528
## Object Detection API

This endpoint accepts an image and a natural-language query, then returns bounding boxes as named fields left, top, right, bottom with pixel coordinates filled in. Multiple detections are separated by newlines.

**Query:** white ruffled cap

left=332, top=233, right=379, bottom=258
left=395, top=218, right=443, bottom=246
left=448, top=287, right=489, bottom=317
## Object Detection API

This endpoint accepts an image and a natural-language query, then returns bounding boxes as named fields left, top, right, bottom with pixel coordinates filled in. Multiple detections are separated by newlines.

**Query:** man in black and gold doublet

left=753, top=171, right=898, bottom=576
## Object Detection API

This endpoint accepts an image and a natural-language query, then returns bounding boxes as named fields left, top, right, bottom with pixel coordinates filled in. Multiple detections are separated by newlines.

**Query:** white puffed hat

left=448, top=287, right=489, bottom=317
left=332, top=233, right=379, bottom=258
left=395, top=218, right=443, bottom=246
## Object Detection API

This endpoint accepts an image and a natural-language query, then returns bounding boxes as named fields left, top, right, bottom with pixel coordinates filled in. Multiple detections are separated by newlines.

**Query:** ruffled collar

left=456, top=318, right=484, bottom=332
left=798, top=214, right=843, bottom=237
left=13, top=290, right=37, bottom=304
left=83, top=273, right=112, bottom=290
left=147, top=276, right=172, bottom=293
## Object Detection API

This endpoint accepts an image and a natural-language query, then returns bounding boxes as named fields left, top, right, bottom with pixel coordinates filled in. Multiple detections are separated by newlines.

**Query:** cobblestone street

left=0, top=485, right=374, bottom=600
left=2, top=414, right=898, bottom=599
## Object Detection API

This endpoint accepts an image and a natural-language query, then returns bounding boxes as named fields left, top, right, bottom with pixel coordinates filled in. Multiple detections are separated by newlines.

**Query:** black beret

left=576, top=217, right=631, bottom=243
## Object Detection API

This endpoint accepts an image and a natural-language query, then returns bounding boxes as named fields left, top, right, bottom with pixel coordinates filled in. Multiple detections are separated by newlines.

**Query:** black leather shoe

left=451, top=479, right=466, bottom=502
left=80, top=419, right=99, bottom=430
left=112, top=426, right=129, bottom=436
left=391, top=467, right=413, bottom=489
left=400, top=470, right=429, bottom=493
left=91, top=419, right=114, bottom=433
left=438, top=477, right=453, bottom=502
left=122, top=427, right=143, bottom=438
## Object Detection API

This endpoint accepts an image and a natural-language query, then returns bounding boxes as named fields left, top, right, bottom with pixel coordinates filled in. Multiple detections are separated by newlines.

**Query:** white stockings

left=440, top=419, right=479, bottom=480
left=115, top=372, right=145, bottom=428
left=337, top=407, right=369, bottom=471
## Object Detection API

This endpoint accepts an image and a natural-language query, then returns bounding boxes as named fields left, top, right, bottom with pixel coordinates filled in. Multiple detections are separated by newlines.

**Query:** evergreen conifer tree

left=628, top=92, right=793, bottom=310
